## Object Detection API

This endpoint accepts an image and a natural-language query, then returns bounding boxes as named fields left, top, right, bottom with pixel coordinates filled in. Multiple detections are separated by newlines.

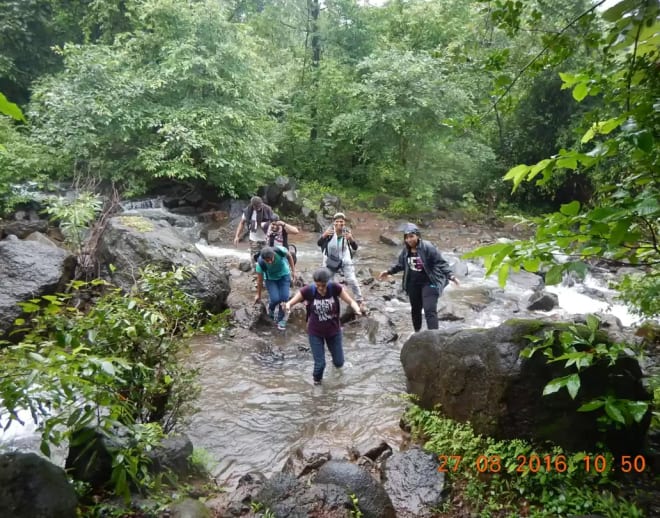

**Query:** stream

left=186, top=229, right=639, bottom=487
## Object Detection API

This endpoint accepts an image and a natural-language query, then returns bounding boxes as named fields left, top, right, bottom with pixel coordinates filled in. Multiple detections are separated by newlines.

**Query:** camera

left=343, top=227, right=350, bottom=234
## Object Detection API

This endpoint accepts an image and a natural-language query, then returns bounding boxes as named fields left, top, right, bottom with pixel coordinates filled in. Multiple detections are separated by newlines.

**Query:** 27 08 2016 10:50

left=437, top=454, right=648, bottom=474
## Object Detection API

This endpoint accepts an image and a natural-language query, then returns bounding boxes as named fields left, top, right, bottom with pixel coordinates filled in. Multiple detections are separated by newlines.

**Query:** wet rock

left=400, top=320, right=651, bottom=455
left=527, top=290, right=559, bottom=311
left=97, top=217, right=230, bottom=313
left=360, top=310, right=398, bottom=344
left=382, top=447, right=446, bottom=517
left=0, top=452, right=77, bottom=518
left=0, top=237, right=75, bottom=337
left=282, top=447, right=331, bottom=478
left=314, top=460, right=396, bottom=518
left=0, top=219, right=48, bottom=239
left=148, top=434, right=194, bottom=478
left=379, top=234, right=401, bottom=247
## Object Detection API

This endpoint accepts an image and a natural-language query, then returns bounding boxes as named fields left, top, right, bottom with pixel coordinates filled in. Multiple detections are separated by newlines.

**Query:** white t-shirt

left=242, top=212, right=267, bottom=242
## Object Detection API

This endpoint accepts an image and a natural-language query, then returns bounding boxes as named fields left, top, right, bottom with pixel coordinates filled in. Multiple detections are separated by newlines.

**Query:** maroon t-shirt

left=301, top=282, right=343, bottom=337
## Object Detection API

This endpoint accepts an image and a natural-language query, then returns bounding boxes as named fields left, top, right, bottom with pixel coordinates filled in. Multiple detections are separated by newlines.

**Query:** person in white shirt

left=233, top=196, right=276, bottom=267
left=317, top=212, right=365, bottom=311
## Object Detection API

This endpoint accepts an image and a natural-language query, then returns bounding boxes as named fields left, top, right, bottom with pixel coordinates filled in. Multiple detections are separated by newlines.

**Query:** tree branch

left=480, top=0, right=608, bottom=121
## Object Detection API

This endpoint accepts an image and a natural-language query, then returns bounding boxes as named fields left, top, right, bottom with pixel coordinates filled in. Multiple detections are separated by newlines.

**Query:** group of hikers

left=233, top=196, right=459, bottom=385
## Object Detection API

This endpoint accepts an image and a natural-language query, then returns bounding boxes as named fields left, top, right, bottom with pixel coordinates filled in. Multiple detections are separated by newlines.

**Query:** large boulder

left=97, top=216, right=230, bottom=312
left=400, top=319, right=651, bottom=454
left=382, top=447, right=446, bottom=517
left=314, top=461, right=396, bottom=518
left=0, top=236, right=75, bottom=336
left=0, top=452, right=78, bottom=518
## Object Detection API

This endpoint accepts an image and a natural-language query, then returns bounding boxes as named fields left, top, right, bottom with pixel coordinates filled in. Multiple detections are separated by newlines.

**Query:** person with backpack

left=317, top=212, right=365, bottom=311
left=233, top=196, right=276, bottom=267
left=284, top=267, right=362, bottom=385
left=255, top=246, right=296, bottom=330
left=378, top=223, right=459, bottom=332
left=264, top=214, right=299, bottom=265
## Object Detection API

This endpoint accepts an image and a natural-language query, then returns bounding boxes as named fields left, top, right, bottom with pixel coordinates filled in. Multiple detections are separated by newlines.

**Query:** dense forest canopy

left=0, top=0, right=658, bottom=316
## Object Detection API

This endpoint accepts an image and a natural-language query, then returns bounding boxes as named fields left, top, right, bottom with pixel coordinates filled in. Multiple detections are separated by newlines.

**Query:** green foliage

left=521, top=314, right=649, bottom=429
left=349, top=492, right=363, bottom=518
left=468, top=0, right=660, bottom=319
left=0, top=117, right=55, bottom=214
left=0, top=266, right=220, bottom=498
left=44, top=192, right=102, bottom=253
left=404, top=401, right=644, bottom=517
left=615, top=273, right=660, bottom=319
left=28, top=0, right=278, bottom=197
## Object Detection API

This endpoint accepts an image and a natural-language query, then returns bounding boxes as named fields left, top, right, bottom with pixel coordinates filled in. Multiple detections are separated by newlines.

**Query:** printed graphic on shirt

left=312, top=296, right=337, bottom=322
left=407, top=253, right=424, bottom=272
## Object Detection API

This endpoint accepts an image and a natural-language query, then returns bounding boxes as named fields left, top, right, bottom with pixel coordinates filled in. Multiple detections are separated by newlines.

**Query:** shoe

left=313, top=379, right=322, bottom=386
left=268, top=310, right=275, bottom=320
left=277, top=320, right=287, bottom=330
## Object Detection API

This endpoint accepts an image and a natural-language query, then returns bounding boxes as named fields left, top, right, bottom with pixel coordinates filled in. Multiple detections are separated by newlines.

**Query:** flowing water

left=1, top=221, right=641, bottom=486
left=186, top=230, right=640, bottom=487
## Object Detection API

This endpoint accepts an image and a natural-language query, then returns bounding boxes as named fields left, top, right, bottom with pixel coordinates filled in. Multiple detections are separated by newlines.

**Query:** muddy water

left=186, top=224, right=634, bottom=487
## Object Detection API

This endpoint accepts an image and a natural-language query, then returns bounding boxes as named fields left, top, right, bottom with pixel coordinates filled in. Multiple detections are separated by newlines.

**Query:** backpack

left=255, top=247, right=288, bottom=279
left=305, top=282, right=340, bottom=322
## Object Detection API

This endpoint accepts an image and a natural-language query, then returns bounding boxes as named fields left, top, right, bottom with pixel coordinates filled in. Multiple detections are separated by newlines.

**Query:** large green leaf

left=0, top=93, right=25, bottom=122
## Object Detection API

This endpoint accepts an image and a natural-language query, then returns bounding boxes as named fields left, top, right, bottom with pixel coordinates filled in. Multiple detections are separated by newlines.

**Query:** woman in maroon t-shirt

left=285, top=267, right=362, bottom=385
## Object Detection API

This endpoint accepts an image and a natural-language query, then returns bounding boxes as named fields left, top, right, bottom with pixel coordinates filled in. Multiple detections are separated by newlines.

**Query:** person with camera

left=317, top=212, right=365, bottom=312
left=264, top=214, right=300, bottom=263
left=378, top=223, right=459, bottom=332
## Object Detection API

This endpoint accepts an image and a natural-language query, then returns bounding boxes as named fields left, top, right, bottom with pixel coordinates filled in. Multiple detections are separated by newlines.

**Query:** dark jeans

left=407, top=283, right=441, bottom=332
left=265, top=275, right=290, bottom=321
left=308, top=333, right=344, bottom=382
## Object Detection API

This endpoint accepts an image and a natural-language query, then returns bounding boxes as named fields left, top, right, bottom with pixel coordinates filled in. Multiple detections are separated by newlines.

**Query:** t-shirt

left=242, top=211, right=267, bottom=242
left=302, top=283, right=343, bottom=337
left=255, top=246, right=291, bottom=280
left=406, top=251, right=430, bottom=287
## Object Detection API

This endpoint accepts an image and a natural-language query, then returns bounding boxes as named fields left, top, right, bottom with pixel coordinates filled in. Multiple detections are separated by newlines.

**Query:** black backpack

left=254, top=247, right=289, bottom=279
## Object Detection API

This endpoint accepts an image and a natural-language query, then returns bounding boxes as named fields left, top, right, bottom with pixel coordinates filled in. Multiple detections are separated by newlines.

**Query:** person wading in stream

left=285, top=267, right=362, bottom=385
left=255, top=246, right=296, bottom=330
left=378, top=223, right=459, bottom=332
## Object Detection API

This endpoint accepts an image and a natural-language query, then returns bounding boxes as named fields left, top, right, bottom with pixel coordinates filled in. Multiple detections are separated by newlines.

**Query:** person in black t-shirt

left=378, top=223, right=459, bottom=332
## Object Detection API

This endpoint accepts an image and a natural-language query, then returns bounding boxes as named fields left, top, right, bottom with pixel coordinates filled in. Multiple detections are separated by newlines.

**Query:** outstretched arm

left=233, top=217, right=245, bottom=247
left=254, top=272, right=264, bottom=303
left=284, top=291, right=304, bottom=311
left=339, top=287, right=362, bottom=315
left=287, top=252, right=296, bottom=281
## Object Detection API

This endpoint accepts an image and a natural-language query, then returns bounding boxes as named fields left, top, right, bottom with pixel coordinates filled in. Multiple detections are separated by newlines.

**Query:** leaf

left=0, top=92, right=25, bottom=121
left=40, top=440, right=51, bottom=457
left=556, top=156, right=578, bottom=169
left=627, top=401, right=649, bottom=423
left=498, top=263, right=510, bottom=287
left=566, top=374, right=580, bottom=399
left=522, top=258, right=540, bottom=273
left=545, top=264, right=564, bottom=285
left=560, top=201, right=580, bottom=216
left=503, top=164, right=530, bottom=191
left=585, top=314, right=600, bottom=331
left=604, top=401, right=626, bottom=424
left=578, top=400, right=605, bottom=412
left=572, top=82, right=588, bottom=102
left=543, top=377, right=567, bottom=396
